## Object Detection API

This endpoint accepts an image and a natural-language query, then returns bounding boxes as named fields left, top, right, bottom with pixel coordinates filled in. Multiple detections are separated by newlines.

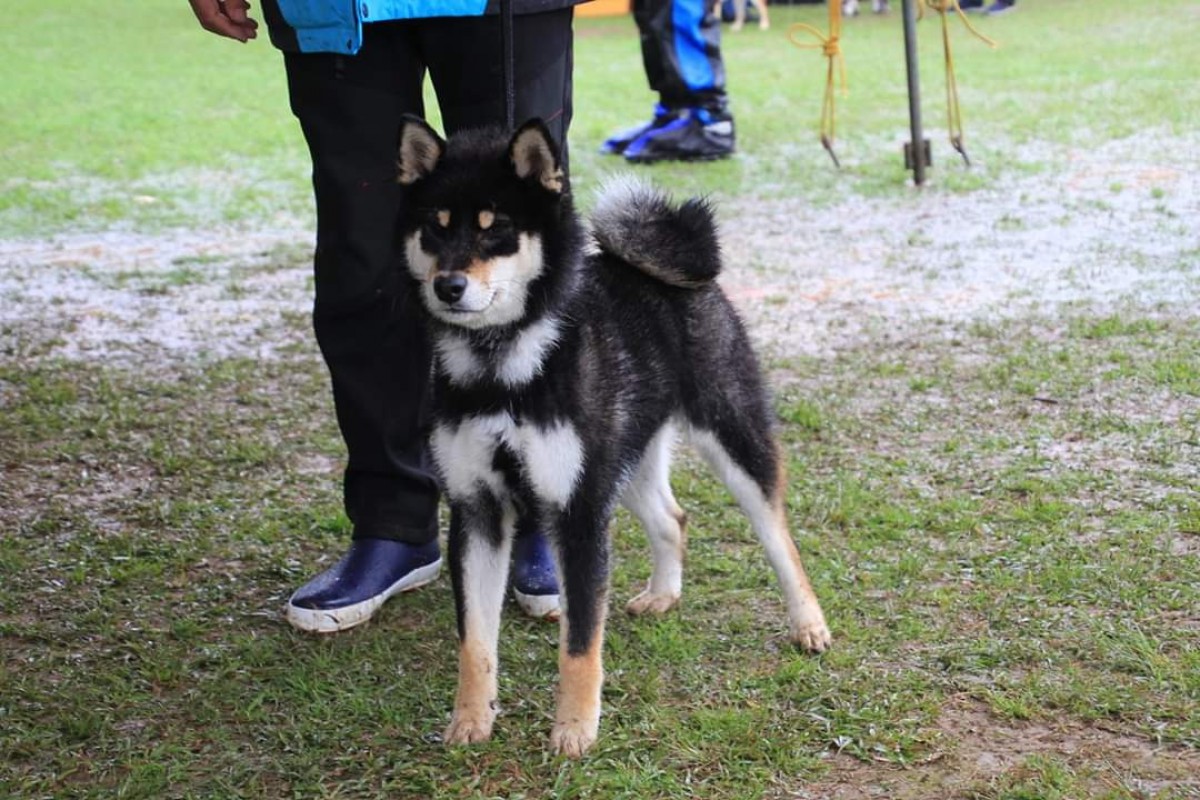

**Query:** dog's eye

left=477, top=210, right=513, bottom=232
left=419, top=208, right=452, bottom=238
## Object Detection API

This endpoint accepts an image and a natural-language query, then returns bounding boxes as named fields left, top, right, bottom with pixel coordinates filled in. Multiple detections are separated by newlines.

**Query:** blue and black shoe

left=601, top=104, right=684, bottom=155
left=511, top=529, right=561, bottom=620
left=286, top=538, right=442, bottom=633
left=623, top=107, right=735, bottom=164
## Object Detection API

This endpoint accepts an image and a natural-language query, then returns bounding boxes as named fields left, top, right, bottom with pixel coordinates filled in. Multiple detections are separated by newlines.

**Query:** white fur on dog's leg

left=549, top=718, right=598, bottom=758
left=790, top=612, right=832, bottom=653
left=781, top=562, right=831, bottom=653
left=445, top=521, right=512, bottom=748
left=690, top=429, right=833, bottom=655
left=444, top=706, right=496, bottom=745
left=621, top=423, right=687, bottom=619
left=626, top=587, right=680, bottom=616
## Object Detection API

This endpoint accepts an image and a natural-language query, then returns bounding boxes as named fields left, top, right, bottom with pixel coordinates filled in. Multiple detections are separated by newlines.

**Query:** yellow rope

left=788, top=1, right=846, bottom=167
left=919, top=0, right=998, bottom=47
left=920, top=0, right=997, bottom=164
left=790, top=0, right=997, bottom=169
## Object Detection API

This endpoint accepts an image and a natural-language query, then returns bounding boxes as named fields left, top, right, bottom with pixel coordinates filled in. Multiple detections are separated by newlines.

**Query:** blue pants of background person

left=605, top=0, right=736, bottom=163
left=635, top=0, right=727, bottom=112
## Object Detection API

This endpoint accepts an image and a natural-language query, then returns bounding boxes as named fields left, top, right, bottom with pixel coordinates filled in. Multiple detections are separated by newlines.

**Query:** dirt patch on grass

left=723, top=130, right=1200, bottom=361
left=787, top=697, right=1200, bottom=799
left=937, top=698, right=1199, bottom=791
left=0, top=227, right=313, bottom=365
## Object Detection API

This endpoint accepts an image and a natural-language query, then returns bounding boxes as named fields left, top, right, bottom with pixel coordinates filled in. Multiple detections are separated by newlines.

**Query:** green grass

left=3, top=0, right=1200, bottom=797
left=3, top=312, right=1198, bottom=798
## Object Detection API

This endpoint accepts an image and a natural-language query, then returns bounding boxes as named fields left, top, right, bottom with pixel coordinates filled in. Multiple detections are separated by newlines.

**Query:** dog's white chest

left=434, top=318, right=563, bottom=389
left=431, top=414, right=585, bottom=507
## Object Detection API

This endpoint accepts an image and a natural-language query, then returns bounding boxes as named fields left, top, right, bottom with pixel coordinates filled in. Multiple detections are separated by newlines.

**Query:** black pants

left=282, top=11, right=574, bottom=544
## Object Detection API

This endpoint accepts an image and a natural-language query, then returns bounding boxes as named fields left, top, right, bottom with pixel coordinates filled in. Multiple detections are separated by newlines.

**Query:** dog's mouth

left=439, top=293, right=495, bottom=315
left=429, top=287, right=503, bottom=326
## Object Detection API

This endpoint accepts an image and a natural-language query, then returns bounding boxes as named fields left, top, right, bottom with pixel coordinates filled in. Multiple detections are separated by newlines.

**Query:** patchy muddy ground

left=2, top=131, right=1196, bottom=368
left=787, top=698, right=1200, bottom=799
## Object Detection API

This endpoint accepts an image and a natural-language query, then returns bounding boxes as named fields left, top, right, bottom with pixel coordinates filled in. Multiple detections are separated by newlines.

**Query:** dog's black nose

left=433, top=273, right=468, bottom=304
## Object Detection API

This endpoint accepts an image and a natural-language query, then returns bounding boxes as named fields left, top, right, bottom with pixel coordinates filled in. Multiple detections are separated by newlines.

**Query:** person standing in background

left=603, top=0, right=736, bottom=163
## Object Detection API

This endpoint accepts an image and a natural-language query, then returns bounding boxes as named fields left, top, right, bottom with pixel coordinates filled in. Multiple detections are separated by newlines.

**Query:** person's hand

left=188, top=0, right=259, bottom=42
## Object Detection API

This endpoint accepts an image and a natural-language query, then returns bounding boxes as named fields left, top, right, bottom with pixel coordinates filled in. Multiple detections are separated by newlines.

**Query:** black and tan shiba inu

left=395, top=117, right=831, bottom=757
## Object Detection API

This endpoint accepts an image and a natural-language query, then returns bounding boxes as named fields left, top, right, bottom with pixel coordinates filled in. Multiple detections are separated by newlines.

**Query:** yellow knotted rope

left=920, top=0, right=998, bottom=165
left=788, top=1, right=846, bottom=168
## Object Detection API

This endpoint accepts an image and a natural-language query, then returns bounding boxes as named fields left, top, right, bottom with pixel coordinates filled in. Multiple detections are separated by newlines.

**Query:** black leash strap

left=499, top=0, right=515, bottom=130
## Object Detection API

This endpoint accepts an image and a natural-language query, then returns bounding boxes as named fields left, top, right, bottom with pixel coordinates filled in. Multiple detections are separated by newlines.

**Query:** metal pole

left=901, top=0, right=928, bottom=186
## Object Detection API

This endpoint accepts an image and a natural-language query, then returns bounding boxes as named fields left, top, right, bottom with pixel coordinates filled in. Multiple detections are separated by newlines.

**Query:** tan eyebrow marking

left=437, top=209, right=451, bottom=228
left=478, top=210, right=495, bottom=230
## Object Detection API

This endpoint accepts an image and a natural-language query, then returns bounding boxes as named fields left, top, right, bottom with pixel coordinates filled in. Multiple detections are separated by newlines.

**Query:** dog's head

left=395, top=117, right=569, bottom=331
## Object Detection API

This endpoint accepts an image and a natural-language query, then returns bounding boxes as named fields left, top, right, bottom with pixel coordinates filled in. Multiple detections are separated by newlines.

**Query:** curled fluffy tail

left=589, top=175, right=722, bottom=288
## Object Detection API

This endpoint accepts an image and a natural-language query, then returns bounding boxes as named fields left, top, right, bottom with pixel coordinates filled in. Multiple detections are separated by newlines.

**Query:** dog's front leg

left=549, top=516, right=609, bottom=758
left=444, top=503, right=513, bottom=746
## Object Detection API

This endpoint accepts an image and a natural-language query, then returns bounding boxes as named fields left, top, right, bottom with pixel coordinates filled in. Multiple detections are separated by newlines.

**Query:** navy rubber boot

left=511, top=529, right=561, bottom=620
left=601, top=104, right=684, bottom=155
left=623, top=107, right=735, bottom=164
left=286, top=538, right=442, bottom=633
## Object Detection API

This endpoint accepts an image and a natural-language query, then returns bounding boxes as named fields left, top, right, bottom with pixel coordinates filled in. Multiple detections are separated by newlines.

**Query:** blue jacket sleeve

left=268, top=0, right=505, bottom=53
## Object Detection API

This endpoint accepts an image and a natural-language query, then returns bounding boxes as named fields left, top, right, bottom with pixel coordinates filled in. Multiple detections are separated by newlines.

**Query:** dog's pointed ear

left=396, top=116, right=446, bottom=185
left=509, top=119, right=565, bottom=194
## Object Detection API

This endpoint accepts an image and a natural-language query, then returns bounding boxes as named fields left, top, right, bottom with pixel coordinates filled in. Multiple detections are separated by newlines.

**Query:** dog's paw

left=444, top=709, right=496, bottom=746
left=790, top=618, right=832, bottom=653
left=625, top=589, right=680, bottom=616
left=549, top=719, right=598, bottom=758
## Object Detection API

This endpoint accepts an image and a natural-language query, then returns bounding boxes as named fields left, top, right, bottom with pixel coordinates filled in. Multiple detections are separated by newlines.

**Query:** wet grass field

left=3, top=0, right=1199, bottom=797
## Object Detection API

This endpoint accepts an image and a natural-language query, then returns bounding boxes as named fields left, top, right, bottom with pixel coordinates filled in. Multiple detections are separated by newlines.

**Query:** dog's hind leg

left=621, top=423, right=688, bottom=616
left=444, top=502, right=514, bottom=746
left=549, top=505, right=610, bottom=758
left=688, top=427, right=831, bottom=653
